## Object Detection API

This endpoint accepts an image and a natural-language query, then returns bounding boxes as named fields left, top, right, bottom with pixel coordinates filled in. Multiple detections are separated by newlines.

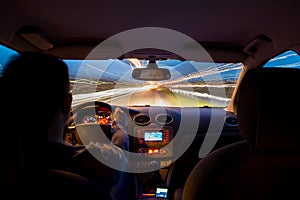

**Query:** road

left=72, top=85, right=230, bottom=108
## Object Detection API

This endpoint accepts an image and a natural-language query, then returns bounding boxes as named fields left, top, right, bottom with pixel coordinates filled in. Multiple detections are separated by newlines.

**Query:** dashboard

left=126, top=106, right=242, bottom=167
left=126, top=105, right=242, bottom=198
left=68, top=101, right=243, bottom=197
left=130, top=108, right=176, bottom=160
left=69, top=101, right=242, bottom=169
left=71, top=102, right=241, bottom=156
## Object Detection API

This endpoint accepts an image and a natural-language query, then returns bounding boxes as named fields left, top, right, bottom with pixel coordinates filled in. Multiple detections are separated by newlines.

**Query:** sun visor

left=17, top=26, right=53, bottom=50
left=46, top=41, right=125, bottom=60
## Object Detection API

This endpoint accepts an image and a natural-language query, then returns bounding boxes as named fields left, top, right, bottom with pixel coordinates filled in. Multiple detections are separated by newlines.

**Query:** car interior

left=1, top=0, right=300, bottom=199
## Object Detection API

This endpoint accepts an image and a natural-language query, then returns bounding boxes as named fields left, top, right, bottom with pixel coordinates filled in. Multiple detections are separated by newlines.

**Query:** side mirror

left=132, top=68, right=171, bottom=81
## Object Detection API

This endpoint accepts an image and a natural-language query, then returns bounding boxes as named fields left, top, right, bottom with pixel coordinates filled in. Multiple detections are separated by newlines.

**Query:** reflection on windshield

left=66, top=59, right=243, bottom=108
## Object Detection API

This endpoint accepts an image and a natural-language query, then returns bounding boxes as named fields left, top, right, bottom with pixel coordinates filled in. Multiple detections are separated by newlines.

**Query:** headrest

left=234, top=67, right=300, bottom=151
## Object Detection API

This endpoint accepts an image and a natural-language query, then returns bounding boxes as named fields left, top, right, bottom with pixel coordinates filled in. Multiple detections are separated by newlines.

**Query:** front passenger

left=0, top=52, right=112, bottom=199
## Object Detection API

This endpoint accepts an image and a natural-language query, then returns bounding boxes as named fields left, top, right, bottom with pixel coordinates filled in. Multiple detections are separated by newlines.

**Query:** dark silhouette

left=0, top=52, right=116, bottom=199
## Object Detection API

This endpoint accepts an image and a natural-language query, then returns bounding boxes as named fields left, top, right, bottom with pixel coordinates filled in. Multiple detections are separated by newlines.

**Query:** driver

left=111, top=106, right=130, bottom=151
left=60, top=106, right=130, bottom=199
left=46, top=93, right=130, bottom=198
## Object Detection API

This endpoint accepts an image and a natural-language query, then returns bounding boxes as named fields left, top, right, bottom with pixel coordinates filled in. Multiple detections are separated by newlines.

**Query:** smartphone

left=155, top=186, right=168, bottom=198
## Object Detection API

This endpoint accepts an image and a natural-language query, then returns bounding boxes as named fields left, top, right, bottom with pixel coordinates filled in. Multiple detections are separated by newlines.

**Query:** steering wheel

left=72, top=101, right=112, bottom=124
left=66, top=101, right=114, bottom=145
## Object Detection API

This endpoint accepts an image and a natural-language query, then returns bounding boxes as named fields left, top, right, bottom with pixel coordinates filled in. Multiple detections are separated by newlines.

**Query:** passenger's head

left=1, top=52, right=72, bottom=122
left=1, top=51, right=72, bottom=144
left=0, top=52, right=72, bottom=175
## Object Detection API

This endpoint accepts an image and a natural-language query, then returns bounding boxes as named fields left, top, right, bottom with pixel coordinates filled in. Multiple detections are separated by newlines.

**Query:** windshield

left=66, top=59, right=243, bottom=108
left=0, top=44, right=242, bottom=108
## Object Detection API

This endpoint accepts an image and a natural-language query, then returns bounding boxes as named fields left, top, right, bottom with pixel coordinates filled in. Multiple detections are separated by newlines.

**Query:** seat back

left=182, top=67, right=300, bottom=200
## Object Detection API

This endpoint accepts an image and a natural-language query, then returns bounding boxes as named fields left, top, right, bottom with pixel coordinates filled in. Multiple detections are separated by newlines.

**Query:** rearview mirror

left=132, top=68, right=171, bottom=81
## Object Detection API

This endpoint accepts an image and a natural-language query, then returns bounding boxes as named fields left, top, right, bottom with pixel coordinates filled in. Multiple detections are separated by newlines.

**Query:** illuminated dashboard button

left=138, top=148, right=145, bottom=153
left=160, top=148, right=168, bottom=154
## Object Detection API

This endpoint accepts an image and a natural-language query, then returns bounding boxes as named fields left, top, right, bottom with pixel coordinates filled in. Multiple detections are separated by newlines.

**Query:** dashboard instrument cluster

left=75, top=105, right=112, bottom=126
left=81, top=109, right=112, bottom=125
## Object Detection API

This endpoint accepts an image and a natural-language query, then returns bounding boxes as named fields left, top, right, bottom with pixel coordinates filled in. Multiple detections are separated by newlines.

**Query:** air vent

left=133, top=114, right=151, bottom=126
left=155, top=114, right=173, bottom=125
left=224, top=115, right=238, bottom=127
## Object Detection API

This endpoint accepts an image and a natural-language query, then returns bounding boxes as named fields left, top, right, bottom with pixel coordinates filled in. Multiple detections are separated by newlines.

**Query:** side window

left=263, top=50, right=300, bottom=68
left=0, top=44, right=19, bottom=75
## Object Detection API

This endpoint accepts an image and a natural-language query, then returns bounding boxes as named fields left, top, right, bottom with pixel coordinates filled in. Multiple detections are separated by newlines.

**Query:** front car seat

left=181, top=67, right=300, bottom=200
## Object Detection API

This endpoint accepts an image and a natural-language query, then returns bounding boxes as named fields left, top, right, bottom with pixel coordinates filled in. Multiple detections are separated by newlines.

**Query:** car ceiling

left=1, top=0, right=300, bottom=66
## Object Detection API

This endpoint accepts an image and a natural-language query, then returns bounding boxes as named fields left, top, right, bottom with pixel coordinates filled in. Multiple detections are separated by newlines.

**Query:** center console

left=133, top=125, right=174, bottom=199
left=135, top=126, right=172, bottom=157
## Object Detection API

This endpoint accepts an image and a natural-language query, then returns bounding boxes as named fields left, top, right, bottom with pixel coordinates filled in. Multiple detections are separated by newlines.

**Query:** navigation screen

left=144, top=131, right=163, bottom=141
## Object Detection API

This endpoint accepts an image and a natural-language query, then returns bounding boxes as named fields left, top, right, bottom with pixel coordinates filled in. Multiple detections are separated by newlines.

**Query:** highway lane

left=72, top=85, right=230, bottom=108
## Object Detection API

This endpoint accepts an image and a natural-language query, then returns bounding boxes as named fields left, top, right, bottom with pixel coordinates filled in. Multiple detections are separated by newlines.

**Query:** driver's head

left=112, top=107, right=129, bottom=129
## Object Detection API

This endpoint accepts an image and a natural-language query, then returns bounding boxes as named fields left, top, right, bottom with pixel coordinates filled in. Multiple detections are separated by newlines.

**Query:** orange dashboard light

left=98, top=118, right=110, bottom=125
left=154, top=149, right=159, bottom=153
left=143, top=194, right=156, bottom=197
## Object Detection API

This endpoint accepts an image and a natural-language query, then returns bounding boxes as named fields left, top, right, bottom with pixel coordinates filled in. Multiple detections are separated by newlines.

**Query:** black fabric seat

left=181, top=67, right=300, bottom=200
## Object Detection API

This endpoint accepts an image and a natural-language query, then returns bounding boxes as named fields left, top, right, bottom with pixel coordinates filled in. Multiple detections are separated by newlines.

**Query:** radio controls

left=134, top=126, right=173, bottom=157
left=138, top=147, right=169, bottom=155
